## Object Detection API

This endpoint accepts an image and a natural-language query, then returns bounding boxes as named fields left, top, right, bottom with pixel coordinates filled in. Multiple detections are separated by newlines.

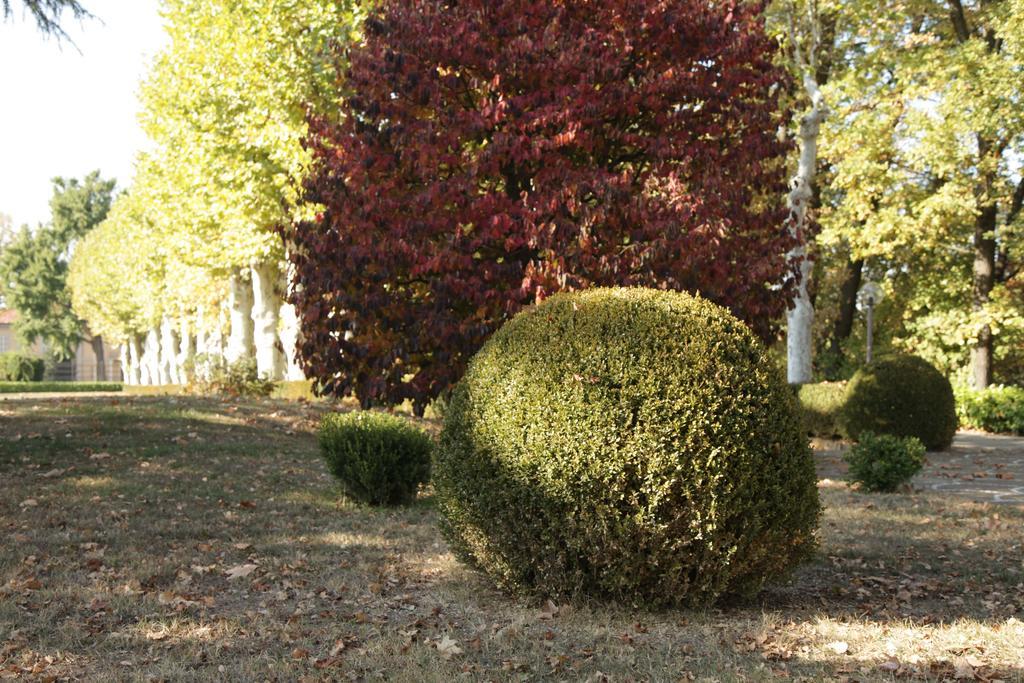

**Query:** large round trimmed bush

left=435, top=288, right=820, bottom=607
left=841, top=354, right=958, bottom=450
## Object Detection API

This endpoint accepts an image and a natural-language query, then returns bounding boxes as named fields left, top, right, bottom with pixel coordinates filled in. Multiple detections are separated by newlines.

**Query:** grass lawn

left=1, top=396, right=1022, bottom=682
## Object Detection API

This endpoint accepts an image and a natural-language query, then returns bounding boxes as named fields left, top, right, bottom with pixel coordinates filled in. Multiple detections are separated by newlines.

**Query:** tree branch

left=947, top=0, right=971, bottom=43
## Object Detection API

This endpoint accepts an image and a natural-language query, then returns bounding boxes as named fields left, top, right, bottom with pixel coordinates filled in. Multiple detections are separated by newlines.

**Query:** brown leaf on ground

left=225, top=564, right=258, bottom=580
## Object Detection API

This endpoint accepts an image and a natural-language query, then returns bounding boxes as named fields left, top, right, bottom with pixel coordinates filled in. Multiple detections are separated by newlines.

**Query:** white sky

left=0, top=0, right=166, bottom=229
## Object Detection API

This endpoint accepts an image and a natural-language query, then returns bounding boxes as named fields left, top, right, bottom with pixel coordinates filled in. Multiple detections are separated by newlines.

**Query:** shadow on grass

left=1, top=395, right=1022, bottom=681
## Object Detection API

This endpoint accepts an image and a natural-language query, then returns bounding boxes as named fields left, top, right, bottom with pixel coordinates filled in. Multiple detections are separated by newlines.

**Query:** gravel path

left=816, top=431, right=1024, bottom=504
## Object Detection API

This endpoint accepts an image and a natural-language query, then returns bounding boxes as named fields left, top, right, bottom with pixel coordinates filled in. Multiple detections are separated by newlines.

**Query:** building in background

left=0, top=308, right=121, bottom=381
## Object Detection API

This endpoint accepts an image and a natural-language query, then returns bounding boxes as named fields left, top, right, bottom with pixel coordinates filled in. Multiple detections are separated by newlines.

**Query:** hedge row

left=0, top=381, right=123, bottom=394
left=955, top=384, right=1024, bottom=435
left=798, top=366, right=1024, bottom=442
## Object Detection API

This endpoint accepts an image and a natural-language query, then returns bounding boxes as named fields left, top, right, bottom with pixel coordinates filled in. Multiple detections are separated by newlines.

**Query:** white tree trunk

left=278, top=263, right=305, bottom=381
left=159, top=319, right=178, bottom=385
left=177, top=317, right=195, bottom=385
left=119, top=345, right=131, bottom=385
left=142, top=329, right=161, bottom=385
left=786, top=73, right=825, bottom=385
left=225, top=269, right=254, bottom=365
left=128, top=336, right=143, bottom=386
left=251, top=262, right=285, bottom=380
left=279, top=300, right=305, bottom=381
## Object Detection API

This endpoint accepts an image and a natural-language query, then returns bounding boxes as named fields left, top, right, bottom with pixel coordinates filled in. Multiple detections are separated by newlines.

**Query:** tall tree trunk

left=142, top=328, right=161, bottom=385
left=786, top=74, right=826, bottom=384
left=824, top=256, right=864, bottom=376
left=177, top=318, right=195, bottom=385
left=251, top=262, right=285, bottom=380
left=128, top=336, right=143, bottom=386
left=225, top=269, right=255, bottom=365
left=971, top=203, right=997, bottom=389
left=279, top=263, right=305, bottom=381
left=89, top=335, right=106, bottom=381
left=159, top=319, right=178, bottom=385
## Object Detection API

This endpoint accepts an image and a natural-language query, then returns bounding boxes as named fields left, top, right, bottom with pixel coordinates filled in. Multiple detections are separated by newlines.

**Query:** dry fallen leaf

left=20, top=499, right=38, bottom=508
left=879, top=658, right=901, bottom=672
left=539, top=599, right=559, bottom=620
left=224, top=563, right=258, bottom=580
left=329, top=640, right=346, bottom=657
left=953, top=658, right=975, bottom=680
left=436, top=635, right=462, bottom=659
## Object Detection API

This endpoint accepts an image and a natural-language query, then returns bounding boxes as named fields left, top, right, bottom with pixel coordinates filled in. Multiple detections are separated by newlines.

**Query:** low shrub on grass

left=842, top=355, right=958, bottom=450
left=436, top=288, right=819, bottom=607
left=187, top=355, right=274, bottom=398
left=0, top=353, right=45, bottom=382
left=319, top=411, right=432, bottom=506
left=955, top=384, right=1024, bottom=435
left=796, top=382, right=847, bottom=438
left=844, top=432, right=926, bottom=492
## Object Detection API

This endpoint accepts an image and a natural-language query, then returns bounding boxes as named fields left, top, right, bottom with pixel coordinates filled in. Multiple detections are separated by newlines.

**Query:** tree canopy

left=284, top=0, right=797, bottom=412
left=0, top=171, right=115, bottom=359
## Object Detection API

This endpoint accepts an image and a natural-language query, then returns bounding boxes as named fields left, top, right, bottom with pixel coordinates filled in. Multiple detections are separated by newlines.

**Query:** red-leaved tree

left=286, top=0, right=796, bottom=414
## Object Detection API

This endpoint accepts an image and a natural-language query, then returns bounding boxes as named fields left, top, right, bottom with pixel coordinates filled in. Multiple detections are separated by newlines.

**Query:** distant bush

left=187, top=354, right=274, bottom=398
left=955, top=384, right=1024, bottom=435
left=844, top=432, right=926, bottom=493
left=0, top=353, right=45, bottom=382
left=319, top=411, right=432, bottom=506
left=796, top=382, right=847, bottom=438
left=271, top=380, right=319, bottom=401
left=842, top=355, right=958, bottom=450
left=436, top=288, right=820, bottom=607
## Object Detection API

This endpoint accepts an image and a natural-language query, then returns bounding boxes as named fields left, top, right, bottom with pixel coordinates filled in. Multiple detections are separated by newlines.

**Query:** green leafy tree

left=70, top=0, right=363, bottom=386
left=813, top=0, right=1024, bottom=387
left=0, top=171, right=115, bottom=363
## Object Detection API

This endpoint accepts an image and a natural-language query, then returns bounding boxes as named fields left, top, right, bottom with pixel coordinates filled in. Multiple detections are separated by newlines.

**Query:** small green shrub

left=187, top=355, right=274, bottom=398
left=319, top=411, right=432, bottom=506
left=796, top=382, right=848, bottom=438
left=844, top=432, right=926, bottom=492
left=436, top=288, right=820, bottom=607
left=842, top=355, right=958, bottom=450
left=955, top=384, right=1024, bottom=435
left=0, top=353, right=45, bottom=382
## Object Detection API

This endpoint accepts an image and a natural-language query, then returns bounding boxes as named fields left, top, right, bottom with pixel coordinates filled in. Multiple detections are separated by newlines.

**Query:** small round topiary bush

left=844, top=432, right=926, bottom=492
left=841, top=354, right=958, bottom=450
left=319, top=411, right=432, bottom=506
left=435, top=288, right=820, bottom=607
